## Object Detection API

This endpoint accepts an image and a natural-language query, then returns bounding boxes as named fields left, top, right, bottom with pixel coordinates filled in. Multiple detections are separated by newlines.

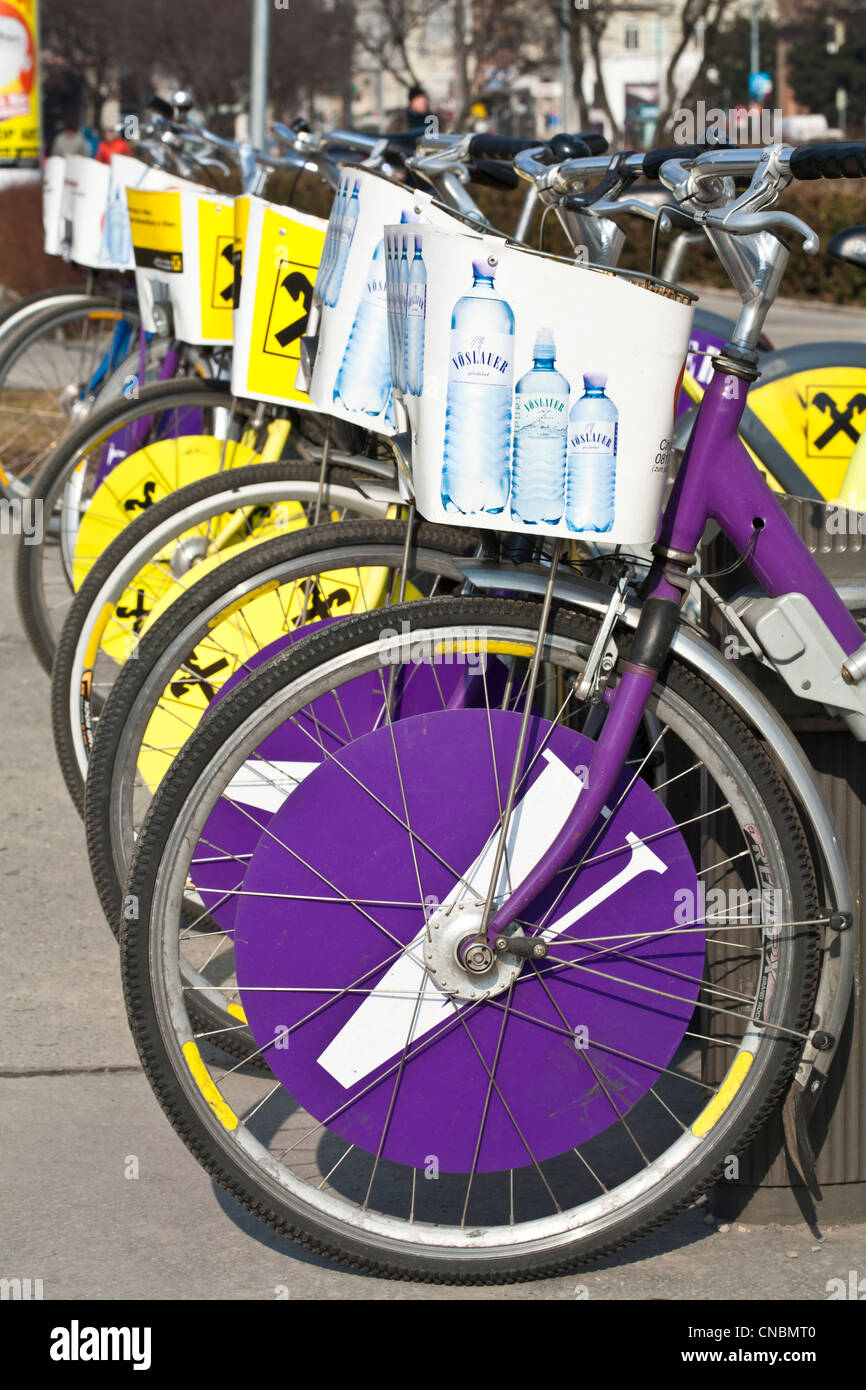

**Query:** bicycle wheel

left=14, top=377, right=243, bottom=671
left=84, top=518, right=480, bottom=932
left=0, top=297, right=141, bottom=485
left=52, top=462, right=394, bottom=811
left=120, top=595, right=820, bottom=1281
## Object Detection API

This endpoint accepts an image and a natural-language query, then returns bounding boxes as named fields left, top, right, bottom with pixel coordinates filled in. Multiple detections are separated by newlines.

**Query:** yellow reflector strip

left=182, top=1040, right=238, bottom=1130
left=692, top=1051, right=753, bottom=1138
left=432, top=640, right=536, bottom=660
left=84, top=603, right=115, bottom=668
left=226, top=1002, right=247, bottom=1022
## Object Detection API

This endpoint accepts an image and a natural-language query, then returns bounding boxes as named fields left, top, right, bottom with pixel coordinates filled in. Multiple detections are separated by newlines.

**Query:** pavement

left=2, top=288, right=865, bottom=1301
left=684, top=283, right=865, bottom=347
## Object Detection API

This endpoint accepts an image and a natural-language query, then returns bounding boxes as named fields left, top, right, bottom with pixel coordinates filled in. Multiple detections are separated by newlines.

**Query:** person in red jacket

left=96, top=125, right=132, bottom=164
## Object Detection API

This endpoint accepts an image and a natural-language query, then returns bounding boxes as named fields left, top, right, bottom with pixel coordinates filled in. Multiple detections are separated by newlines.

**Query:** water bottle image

left=333, top=234, right=392, bottom=417
left=404, top=235, right=427, bottom=396
left=442, top=257, right=515, bottom=516
left=326, top=178, right=360, bottom=307
left=565, top=372, right=618, bottom=533
left=510, top=327, right=569, bottom=525
left=385, top=234, right=399, bottom=384
left=316, top=175, right=345, bottom=303
left=396, top=233, right=411, bottom=393
left=103, top=184, right=131, bottom=265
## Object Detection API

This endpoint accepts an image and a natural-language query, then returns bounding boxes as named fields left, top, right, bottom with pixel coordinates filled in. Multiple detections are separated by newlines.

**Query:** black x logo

left=292, top=582, right=352, bottom=627
left=170, top=654, right=230, bottom=703
left=124, top=480, right=157, bottom=513
left=811, top=392, right=866, bottom=451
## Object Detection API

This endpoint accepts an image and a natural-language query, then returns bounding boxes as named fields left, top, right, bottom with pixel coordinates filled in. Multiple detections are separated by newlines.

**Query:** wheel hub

left=170, top=535, right=211, bottom=578
left=422, top=903, right=524, bottom=1001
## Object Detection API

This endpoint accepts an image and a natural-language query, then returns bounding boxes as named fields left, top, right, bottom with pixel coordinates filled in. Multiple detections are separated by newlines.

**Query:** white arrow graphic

left=224, top=759, right=320, bottom=814
left=317, top=752, right=667, bottom=1090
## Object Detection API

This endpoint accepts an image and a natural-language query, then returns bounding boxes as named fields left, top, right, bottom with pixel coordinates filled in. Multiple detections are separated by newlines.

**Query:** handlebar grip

left=467, top=133, right=546, bottom=161
left=466, top=158, right=520, bottom=191
left=572, top=131, right=608, bottom=156
left=642, top=143, right=733, bottom=179
left=144, top=94, right=174, bottom=120
left=789, top=141, right=866, bottom=180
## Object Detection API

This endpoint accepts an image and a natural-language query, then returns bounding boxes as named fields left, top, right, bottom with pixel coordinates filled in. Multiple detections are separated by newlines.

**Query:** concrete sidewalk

left=1, top=529, right=864, bottom=1301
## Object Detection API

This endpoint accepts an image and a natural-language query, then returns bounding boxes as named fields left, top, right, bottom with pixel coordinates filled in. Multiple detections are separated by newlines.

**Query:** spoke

left=361, top=965, right=428, bottom=1209
left=461, top=981, right=514, bottom=1226
left=449, top=996, right=562, bottom=1214
left=529, top=958, right=651, bottom=1165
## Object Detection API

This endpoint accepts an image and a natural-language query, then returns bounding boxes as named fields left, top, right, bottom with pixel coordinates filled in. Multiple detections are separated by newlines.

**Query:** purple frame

left=485, top=363, right=864, bottom=942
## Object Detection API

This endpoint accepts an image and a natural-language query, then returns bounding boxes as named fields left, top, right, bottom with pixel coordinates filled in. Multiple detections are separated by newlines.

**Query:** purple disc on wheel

left=189, top=626, right=503, bottom=930
left=234, top=709, right=703, bottom=1172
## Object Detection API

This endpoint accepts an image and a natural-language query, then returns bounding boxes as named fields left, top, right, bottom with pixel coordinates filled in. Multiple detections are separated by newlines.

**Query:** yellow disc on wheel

left=136, top=534, right=421, bottom=793
left=72, top=436, right=273, bottom=665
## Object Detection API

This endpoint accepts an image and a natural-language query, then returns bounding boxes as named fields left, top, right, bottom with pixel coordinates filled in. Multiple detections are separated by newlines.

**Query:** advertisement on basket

left=0, top=0, right=40, bottom=166
left=387, top=226, right=694, bottom=545
left=231, top=196, right=327, bottom=408
left=127, top=182, right=235, bottom=346
left=306, top=167, right=477, bottom=436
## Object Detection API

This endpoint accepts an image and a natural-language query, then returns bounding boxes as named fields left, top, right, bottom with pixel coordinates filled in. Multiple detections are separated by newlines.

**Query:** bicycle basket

left=42, top=154, right=66, bottom=257
left=127, top=182, right=235, bottom=346
left=387, top=225, right=694, bottom=544
left=231, top=194, right=327, bottom=409
left=59, top=155, right=112, bottom=268
left=305, top=166, right=476, bottom=437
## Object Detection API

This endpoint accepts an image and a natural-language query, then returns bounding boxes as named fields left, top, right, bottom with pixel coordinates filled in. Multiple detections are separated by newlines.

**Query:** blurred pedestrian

left=96, top=125, right=133, bottom=164
left=404, top=85, right=433, bottom=131
left=51, top=120, right=87, bottom=158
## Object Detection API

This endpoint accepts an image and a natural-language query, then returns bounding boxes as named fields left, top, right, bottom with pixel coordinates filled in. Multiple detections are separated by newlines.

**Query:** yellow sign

left=246, top=206, right=324, bottom=402
left=127, top=188, right=183, bottom=272
left=198, top=198, right=235, bottom=340
left=0, top=0, right=40, bottom=165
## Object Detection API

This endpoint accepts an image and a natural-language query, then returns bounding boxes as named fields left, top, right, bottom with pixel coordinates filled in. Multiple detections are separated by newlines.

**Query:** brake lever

left=360, top=137, right=389, bottom=169
left=699, top=207, right=820, bottom=254
left=578, top=194, right=672, bottom=223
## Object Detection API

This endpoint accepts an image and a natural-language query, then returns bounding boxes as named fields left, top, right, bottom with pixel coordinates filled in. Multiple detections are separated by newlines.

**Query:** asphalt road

left=2, top=289, right=865, bottom=1301
left=685, top=284, right=865, bottom=347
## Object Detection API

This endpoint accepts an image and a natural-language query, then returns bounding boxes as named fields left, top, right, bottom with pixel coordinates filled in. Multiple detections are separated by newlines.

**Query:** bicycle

left=115, top=137, right=865, bottom=1283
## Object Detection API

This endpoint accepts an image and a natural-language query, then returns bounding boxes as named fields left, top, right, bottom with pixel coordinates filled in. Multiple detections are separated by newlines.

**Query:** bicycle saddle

left=828, top=224, right=866, bottom=270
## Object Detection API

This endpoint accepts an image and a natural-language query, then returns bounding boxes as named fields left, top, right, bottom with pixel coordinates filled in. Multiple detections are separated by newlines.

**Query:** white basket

left=59, top=155, right=111, bottom=268
left=386, top=225, right=694, bottom=544
left=42, top=155, right=66, bottom=256
left=305, top=167, right=475, bottom=436
left=231, top=194, right=327, bottom=408
left=127, top=182, right=235, bottom=346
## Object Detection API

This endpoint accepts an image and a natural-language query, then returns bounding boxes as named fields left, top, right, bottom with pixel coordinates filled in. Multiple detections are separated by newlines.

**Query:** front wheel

left=121, top=597, right=821, bottom=1282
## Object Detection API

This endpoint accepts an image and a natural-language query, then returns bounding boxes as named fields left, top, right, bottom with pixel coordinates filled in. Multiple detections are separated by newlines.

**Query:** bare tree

left=653, top=0, right=728, bottom=143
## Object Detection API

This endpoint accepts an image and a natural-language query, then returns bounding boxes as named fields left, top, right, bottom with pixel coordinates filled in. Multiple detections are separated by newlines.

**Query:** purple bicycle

left=118, top=140, right=865, bottom=1281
